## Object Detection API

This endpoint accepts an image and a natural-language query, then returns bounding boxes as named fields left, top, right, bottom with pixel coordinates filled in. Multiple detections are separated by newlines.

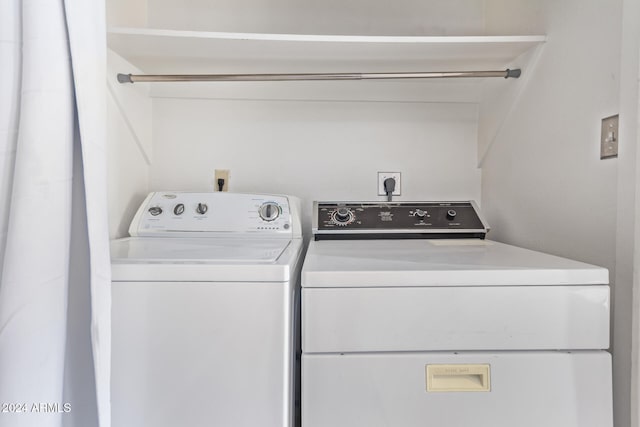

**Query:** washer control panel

left=129, top=192, right=300, bottom=237
left=313, top=201, right=489, bottom=240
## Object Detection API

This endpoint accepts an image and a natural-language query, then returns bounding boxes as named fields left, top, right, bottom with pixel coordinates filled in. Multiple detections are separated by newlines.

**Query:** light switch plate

left=601, top=115, right=619, bottom=159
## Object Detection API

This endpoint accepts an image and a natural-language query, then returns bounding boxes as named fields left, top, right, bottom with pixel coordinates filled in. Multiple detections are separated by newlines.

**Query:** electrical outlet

left=601, top=115, right=619, bottom=159
left=214, top=169, right=230, bottom=191
left=378, top=172, right=401, bottom=196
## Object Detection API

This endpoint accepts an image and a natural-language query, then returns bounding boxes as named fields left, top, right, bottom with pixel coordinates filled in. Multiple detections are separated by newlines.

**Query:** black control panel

left=313, top=201, right=489, bottom=240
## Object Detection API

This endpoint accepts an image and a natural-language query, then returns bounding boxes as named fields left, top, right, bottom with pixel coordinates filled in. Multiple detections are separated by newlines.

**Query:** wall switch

left=601, top=115, right=619, bottom=159
left=378, top=172, right=401, bottom=196
left=214, top=169, right=230, bottom=191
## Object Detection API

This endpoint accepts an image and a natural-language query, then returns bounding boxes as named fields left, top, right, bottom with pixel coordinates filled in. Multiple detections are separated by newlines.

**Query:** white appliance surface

left=111, top=237, right=301, bottom=281
left=113, top=279, right=296, bottom=427
left=302, top=238, right=609, bottom=351
left=111, top=192, right=303, bottom=427
left=302, top=351, right=613, bottom=427
left=303, top=284, right=609, bottom=352
left=301, top=201, right=612, bottom=427
left=302, top=239, right=608, bottom=287
left=111, top=237, right=291, bottom=262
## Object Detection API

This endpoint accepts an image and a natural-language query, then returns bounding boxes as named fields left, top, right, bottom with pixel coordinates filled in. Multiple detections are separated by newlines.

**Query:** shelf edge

left=107, top=27, right=547, bottom=45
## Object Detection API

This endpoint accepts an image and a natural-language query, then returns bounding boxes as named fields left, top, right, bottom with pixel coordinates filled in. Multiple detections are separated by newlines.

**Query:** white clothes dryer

left=110, top=192, right=303, bottom=427
left=301, top=201, right=612, bottom=427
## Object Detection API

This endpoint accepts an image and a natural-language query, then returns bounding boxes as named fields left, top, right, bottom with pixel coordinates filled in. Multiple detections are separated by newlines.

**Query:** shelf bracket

left=478, top=44, right=545, bottom=167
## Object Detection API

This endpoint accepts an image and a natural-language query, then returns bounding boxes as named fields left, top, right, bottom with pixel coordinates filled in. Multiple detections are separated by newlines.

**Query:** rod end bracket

left=117, top=73, right=133, bottom=84
left=505, top=69, right=522, bottom=79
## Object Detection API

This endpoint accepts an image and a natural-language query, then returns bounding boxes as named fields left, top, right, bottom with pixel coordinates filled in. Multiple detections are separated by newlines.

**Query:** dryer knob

left=259, top=202, right=281, bottom=222
left=196, top=203, right=208, bottom=215
left=174, top=203, right=185, bottom=215
left=414, top=209, right=427, bottom=218
left=446, top=209, right=457, bottom=220
left=332, top=207, right=354, bottom=225
left=335, top=207, right=350, bottom=221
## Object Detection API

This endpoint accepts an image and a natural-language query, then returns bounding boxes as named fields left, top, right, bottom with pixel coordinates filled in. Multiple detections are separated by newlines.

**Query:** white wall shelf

left=107, top=27, right=545, bottom=103
left=108, top=27, right=545, bottom=74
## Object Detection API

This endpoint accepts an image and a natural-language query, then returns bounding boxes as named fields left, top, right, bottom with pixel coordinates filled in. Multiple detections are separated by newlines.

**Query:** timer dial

left=446, top=209, right=457, bottom=220
left=259, top=202, right=281, bottom=222
left=331, top=207, right=354, bottom=226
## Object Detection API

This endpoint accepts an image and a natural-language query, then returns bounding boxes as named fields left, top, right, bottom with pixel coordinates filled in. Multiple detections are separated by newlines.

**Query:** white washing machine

left=301, top=201, right=612, bottom=427
left=110, top=192, right=304, bottom=427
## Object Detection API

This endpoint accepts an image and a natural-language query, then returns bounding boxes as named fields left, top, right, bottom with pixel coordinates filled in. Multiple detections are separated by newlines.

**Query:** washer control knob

left=414, top=209, right=427, bottom=218
left=148, top=206, right=163, bottom=216
left=174, top=203, right=185, bottom=215
left=446, top=209, right=457, bottom=220
left=196, top=203, right=208, bottom=215
left=259, top=202, right=280, bottom=222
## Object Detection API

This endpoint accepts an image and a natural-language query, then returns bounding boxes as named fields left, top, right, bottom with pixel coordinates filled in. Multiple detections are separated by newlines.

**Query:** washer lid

left=111, top=237, right=302, bottom=282
left=302, top=239, right=609, bottom=287
left=111, top=237, right=291, bottom=263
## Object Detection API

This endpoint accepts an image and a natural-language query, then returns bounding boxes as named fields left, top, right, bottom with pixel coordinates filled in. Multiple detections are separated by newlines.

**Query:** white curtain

left=0, top=1, right=111, bottom=426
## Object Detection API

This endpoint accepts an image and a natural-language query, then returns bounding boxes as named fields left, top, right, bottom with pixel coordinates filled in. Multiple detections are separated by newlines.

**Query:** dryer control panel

left=312, top=201, right=489, bottom=240
left=129, top=192, right=302, bottom=238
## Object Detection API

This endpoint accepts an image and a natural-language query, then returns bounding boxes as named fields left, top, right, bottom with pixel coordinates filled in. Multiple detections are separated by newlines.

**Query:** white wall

left=633, top=84, right=640, bottom=427
left=619, top=1, right=640, bottom=426
left=150, top=99, right=481, bottom=234
left=482, top=0, right=625, bottom=425
left=106, top=0, right=147, bottom=27
left=106, top=52, right=152, bottom=238
left=107, top=0, right=491, bottom=237
left=147, top=0, right=485, bottom=36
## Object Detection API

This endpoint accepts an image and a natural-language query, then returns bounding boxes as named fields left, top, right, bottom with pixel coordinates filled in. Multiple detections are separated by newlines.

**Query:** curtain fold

left=0, top=0, right=110, bottom=426
left=63, top=0, right=111, bottom=425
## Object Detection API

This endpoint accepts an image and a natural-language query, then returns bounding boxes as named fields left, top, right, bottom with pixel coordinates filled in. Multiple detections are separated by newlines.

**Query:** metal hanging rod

left=117, top=69, right=521, bottom=83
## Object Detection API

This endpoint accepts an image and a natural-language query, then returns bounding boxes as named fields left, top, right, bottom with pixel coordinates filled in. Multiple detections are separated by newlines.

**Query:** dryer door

left=302, top=351, right=613, bottom=427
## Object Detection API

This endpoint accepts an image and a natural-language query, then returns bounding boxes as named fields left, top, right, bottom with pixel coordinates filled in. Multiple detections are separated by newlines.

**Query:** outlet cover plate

left=378, top=172, right=401, bottom=196
left=601, top=115, right=619, bottom=159
left=214, top=169, right=230, bottom=191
